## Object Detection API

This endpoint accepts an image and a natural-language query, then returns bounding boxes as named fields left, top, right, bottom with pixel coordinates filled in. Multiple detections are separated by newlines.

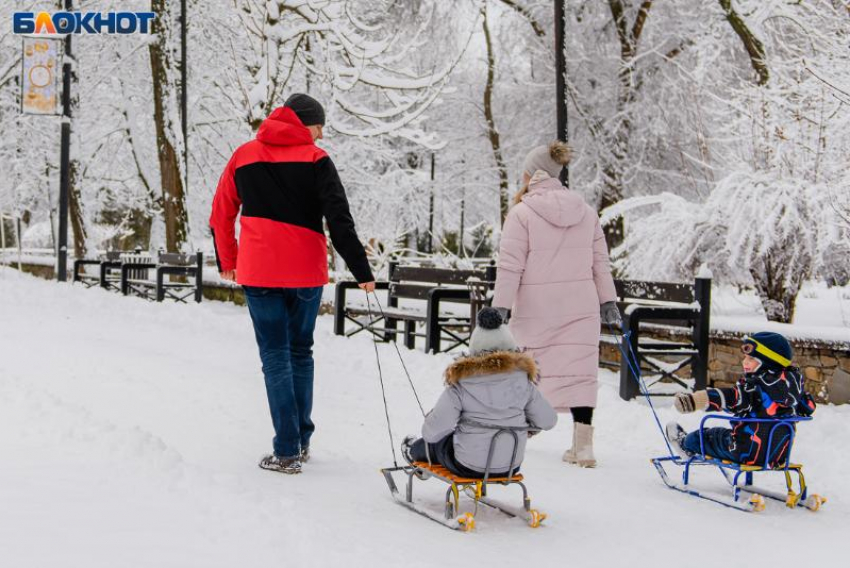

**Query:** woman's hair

left=512, top=141, right=572, bottom=206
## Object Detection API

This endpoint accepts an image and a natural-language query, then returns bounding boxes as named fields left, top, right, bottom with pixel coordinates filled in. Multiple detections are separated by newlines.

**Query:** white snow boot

left=562, top=427, right=577, bottom=463
left=665, top=422, right=689, bottom=459
left=562, top=423, right=596, bottom=468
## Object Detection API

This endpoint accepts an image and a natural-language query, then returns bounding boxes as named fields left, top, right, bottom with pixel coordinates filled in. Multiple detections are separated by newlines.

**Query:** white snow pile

left=1, top=267, right=848, bottom=568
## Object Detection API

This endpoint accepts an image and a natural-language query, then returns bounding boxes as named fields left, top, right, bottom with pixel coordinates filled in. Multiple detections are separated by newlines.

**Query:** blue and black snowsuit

left=683, top=367, right=816, bottom=467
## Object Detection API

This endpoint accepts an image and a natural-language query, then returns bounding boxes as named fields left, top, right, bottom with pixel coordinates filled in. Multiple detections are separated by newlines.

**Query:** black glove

left=600, top=301, right=622, bottom=327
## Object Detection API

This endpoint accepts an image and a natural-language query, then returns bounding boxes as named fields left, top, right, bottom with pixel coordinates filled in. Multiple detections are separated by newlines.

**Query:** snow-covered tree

left=603, top=0, right=850, bottom=323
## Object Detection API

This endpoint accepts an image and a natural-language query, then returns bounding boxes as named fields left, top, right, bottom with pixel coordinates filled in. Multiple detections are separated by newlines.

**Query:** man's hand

left=359, top=281, right=376, bottom=293
left=220, top=270, right=237, bottom=282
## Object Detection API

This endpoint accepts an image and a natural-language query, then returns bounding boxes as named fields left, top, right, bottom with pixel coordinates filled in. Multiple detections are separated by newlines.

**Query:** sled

left=381, top=427, right=547, bottom=532
left=652, top=414, right=826, bottom=513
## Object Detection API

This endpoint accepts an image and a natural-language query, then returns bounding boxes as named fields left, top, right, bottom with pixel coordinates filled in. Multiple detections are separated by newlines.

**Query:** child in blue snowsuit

left=666, top=331, right=816, bottom=467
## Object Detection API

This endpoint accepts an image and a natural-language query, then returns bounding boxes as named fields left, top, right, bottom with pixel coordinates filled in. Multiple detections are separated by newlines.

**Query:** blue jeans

left=683, top=427, right=737, bottom=462
left=244, top=285, right=323, bottom=458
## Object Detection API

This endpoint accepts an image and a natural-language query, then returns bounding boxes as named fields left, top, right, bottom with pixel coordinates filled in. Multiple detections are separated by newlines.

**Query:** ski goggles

left=741, top=336, right=792, bottom=367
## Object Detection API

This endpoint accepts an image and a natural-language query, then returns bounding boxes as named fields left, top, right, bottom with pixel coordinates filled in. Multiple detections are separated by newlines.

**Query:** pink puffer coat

left=492, top=177, right=617, bottom=410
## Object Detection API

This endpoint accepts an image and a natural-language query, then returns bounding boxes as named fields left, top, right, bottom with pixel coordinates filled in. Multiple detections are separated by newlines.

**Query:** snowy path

left=1, top=267, right=847, bottom=568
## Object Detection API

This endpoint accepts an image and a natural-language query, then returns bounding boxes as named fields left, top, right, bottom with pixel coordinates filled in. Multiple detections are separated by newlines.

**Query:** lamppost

left=555, top=0, right=568, bottom=187
left=56, top=0, right=74, bottom=281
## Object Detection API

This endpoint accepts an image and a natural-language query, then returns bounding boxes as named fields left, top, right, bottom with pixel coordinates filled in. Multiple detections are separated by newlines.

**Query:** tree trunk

left=149, top=0, right=188, bottom=253
left=603, top=0, right=653, bottom=251
left=718, top=0, right=769, bottom=86
left=68, top=158, right=86, bottom=257
left=750, top=254, right=804, bottom=324
left=482, top=4, right=511, bottom=224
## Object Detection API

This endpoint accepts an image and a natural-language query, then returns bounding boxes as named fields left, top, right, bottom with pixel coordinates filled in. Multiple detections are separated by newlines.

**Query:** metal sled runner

left=652, top=414, right=827, bottom=513
left=381, top=427, right=547, bottom=532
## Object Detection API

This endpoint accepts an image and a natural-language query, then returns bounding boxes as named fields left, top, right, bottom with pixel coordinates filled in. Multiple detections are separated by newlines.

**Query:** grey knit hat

left=522, top=141, right=572, bottom=178
left=469, top=307, right=518, bottom=355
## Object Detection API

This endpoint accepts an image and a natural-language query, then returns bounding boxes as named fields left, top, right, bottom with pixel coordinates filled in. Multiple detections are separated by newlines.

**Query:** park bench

left=609, top=275, right=712, bottom=400
left=72, top=250, right=149, bottom=291
left=73, top=250, right=121, bottom=288
left=334, top=260, right=496, bottom=353
left=120, top=251, right=204, bottom=303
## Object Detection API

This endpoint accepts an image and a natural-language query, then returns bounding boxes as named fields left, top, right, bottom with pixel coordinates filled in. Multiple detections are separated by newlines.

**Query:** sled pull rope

left=371, top=293, right=426, bottom=417
left=366, top=293, right=398, bottom=468
left=606, top=324, right=676, bottom=458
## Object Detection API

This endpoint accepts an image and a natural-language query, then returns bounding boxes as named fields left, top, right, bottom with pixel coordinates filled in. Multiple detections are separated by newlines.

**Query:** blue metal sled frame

left=652, top=414, right=826, bottom=512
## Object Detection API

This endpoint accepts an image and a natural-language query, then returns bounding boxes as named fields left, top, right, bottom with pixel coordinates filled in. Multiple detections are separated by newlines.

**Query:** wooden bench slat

left=159, top=252, right=193, bottom=266
left=390, top=283, right=471, bottom=301
left=392, top=265, right=489, bottom=286
left=346, top=305, right=428, bottom=321
left=616, top=279, right=694, bottom=304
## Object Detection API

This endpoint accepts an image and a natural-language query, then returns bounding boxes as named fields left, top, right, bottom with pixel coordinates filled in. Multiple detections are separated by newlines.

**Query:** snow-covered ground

left=1, top=266, right=847, bottom=568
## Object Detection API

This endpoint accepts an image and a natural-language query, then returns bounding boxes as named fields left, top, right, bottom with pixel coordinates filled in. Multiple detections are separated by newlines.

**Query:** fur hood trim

left=444, top=351, right=538, bottom=385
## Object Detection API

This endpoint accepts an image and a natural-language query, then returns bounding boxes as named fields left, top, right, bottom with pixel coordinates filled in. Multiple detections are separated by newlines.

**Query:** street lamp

left=57, top=0, right=74, bottom=281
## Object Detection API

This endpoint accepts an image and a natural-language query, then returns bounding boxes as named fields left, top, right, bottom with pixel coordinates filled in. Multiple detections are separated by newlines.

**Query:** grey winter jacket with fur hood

left=422, top=351, right=558, bottom=473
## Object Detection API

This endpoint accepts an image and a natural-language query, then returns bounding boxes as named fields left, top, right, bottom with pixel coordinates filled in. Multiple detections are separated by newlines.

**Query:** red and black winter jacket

left=209, top=107, right=373, bottom=287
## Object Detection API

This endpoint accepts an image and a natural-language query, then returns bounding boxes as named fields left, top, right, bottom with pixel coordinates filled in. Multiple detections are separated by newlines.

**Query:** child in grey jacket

left=402, top=308, right=557, bottom=478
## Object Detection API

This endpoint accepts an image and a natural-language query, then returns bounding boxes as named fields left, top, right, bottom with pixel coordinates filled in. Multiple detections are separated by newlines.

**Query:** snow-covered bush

left=608, top=170, right=842, bottom=323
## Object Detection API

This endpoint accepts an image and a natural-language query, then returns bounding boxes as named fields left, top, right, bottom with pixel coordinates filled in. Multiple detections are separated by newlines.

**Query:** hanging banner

left=21, top=37, right=60, bottom=115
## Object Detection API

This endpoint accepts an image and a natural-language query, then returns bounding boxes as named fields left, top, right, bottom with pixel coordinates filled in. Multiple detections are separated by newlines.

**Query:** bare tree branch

left=482, top=3, right=511, bottom=222
left=497, top=0, right=545, bottom=37
left=631, top=1, right=653, bottom=44
left=718, top=0, right=769, bottom=86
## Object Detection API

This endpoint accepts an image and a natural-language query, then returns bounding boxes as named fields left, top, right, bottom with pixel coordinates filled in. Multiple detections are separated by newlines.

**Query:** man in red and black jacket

left=210, top=93, right=375, bottom=475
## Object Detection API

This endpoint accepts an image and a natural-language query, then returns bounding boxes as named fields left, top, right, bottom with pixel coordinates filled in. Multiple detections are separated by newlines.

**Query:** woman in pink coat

left=492, top=141, right=620, bottom=468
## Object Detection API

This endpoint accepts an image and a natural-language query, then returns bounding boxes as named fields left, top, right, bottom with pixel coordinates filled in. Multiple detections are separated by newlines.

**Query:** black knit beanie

left=469, top=307, right=517, bottom=354
left=284, top=93, right=326, bottom=126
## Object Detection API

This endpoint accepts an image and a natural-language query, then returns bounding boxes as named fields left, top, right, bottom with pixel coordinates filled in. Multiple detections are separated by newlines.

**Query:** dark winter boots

left=259, top=454, right=302, bottom=474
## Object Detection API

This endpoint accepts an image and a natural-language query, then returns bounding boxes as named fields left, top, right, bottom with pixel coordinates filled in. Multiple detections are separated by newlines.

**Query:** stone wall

left=5, top=261, right=55, bottom=280
left=709, top=332, right=850, bottom=404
